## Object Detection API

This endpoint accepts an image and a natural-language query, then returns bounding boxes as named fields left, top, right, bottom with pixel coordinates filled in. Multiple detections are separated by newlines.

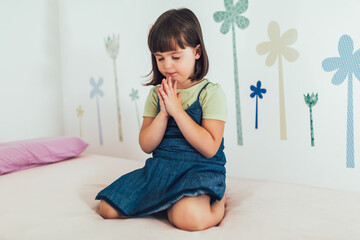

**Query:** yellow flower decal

left=257, top=21, right=299, bottom=66
left=256, top=21, right=299, bottom=140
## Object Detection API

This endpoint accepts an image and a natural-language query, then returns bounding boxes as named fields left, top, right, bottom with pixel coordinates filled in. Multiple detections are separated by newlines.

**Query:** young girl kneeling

left=96, top=8, right=228, bottom=231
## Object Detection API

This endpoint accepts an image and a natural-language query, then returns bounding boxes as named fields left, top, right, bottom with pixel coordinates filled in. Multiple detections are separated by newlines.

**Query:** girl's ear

left=195, top=44, right=201, bottom=59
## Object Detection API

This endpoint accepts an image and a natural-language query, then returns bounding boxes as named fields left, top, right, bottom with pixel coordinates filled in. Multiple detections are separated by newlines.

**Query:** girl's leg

left=167, top=195, right=226, bottom=231
left=98, top=200, right=127, bottom=219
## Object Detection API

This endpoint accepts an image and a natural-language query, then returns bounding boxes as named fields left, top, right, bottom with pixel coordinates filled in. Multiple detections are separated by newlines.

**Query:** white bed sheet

left=1, top=153, right=359, bottom=240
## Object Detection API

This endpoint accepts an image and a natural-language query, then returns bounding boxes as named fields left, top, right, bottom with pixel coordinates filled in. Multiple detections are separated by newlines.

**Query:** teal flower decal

left=129, top=88, right=140, bottom=130
left=304, top=93, right=318, bottom=147
left=214, top=0, right=249, bottom=34
left=129, top=88, right=139, bottom=100
left=304, top=93, right=318, bottom=106
left=214, top=0, right=249, bottom=145
left=322, top=34, right=360, bottom=168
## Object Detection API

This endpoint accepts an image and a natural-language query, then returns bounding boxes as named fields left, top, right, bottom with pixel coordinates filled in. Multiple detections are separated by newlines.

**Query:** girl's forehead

left=149, top=32, right=189, bottom=54
left=154, top=47, right=188, bottom=55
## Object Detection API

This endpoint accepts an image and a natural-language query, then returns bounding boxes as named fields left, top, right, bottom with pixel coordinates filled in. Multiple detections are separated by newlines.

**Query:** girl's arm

left=139, top=88, right=169, bottom=154
left=158, top=78, right=224, bottom=158
left=174, top=112, right=224, bottom=158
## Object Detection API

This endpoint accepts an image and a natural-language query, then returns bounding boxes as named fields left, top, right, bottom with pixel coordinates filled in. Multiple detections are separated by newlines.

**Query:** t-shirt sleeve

left=143, top=86, right=159, bottom=118
left=200, top=83, right=228, bottom=122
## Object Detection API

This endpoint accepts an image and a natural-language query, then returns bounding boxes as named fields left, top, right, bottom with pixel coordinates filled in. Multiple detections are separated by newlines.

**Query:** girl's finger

left=173, top=80, right=177, bottom=92
left=159, top=92, right=165, bottom=106
left=161, top=78, right=166, bottom=91
left=163, top=78, right=172, bottom=96
left=161, top=79, right=166, bottom=94
left=157, top=87, right=163, bottom=99
left=168, top=76, right=173, bottom=90
left=158, top=86, right=168, bottom=101
left=158, top=89, right=167, bottom=112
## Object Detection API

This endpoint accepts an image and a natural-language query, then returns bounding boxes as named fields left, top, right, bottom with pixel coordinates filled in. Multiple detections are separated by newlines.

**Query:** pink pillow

left=0, top=136, right=88, bottom=175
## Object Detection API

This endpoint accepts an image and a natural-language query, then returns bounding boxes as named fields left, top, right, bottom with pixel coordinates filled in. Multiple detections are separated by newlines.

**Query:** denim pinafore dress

left=95, top=82, right=226, bottom=217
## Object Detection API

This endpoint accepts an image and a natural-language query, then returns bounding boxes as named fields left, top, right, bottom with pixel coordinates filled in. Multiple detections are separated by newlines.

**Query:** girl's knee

left=168, top=200, right=208, bottom=231
left=99, top=200, right=123, bottom=219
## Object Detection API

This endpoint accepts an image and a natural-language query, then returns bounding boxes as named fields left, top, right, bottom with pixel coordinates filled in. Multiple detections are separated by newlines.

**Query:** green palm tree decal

left=304, top=93, right=318, bottom=147
left=257, top=21, right=299, bottom=140
left=214, top=0, right=249, bottom=145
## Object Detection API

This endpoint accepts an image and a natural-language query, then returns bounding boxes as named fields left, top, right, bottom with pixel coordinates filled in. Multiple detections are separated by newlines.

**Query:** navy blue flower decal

left=250, top=80, right=267, bottom=129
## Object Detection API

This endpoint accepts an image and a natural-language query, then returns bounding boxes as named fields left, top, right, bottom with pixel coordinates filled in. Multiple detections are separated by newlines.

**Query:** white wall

left=3, top=0, right=358, bottom=192
left=59, top=0, right=360, bottom=192
left=0, top=0, right=63, bottom=142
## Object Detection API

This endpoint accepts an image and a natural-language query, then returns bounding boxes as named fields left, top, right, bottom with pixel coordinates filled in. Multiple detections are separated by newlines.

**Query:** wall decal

left=90, top=77, right=104, bottom=145
left=129, top=88, right=141, bottom=130
left=250, top=80, right=266, bottom=129
left=257, top=21, right=299, bottom=140
left=304, top=93, right=318, bottom=147
left=105, top=35, right=123, bottom=142
left=213, top=0, right=249, bottom=146
left=322, top=34, right=360, bottom=168
left=76, top=105, right=84, bottom=138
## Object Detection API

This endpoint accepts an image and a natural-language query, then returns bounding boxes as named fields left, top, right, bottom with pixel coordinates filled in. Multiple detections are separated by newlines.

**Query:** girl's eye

left=157, top=58, right=164, bottom=62
left=172, top=57, right=180, bottom=60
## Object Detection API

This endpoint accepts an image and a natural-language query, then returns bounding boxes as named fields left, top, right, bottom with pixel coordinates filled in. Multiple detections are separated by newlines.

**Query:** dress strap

left=197, top=82, right=211, bottom=100
left=157, top=94, right=160, bottom=112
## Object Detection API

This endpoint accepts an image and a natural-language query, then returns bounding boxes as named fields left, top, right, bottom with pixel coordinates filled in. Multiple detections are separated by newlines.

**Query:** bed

left=1, top=153, right=360, bottom=240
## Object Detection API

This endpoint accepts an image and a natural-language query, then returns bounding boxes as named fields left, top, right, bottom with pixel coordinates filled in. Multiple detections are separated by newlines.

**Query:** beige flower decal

left=105, top=34, right=123, bottom=141
left=105, top=35, right=119, bottom=60
left=256, top=21, right=299, bottom=140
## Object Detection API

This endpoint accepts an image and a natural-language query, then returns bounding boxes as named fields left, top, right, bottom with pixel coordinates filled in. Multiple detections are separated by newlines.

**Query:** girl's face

left=154, top=45, right=201, bottom=89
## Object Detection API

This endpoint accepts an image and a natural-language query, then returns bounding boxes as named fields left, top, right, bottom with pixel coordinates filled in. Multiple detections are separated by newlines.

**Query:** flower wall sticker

left=90, top=77, right=104, bottom=145
left=129, top=88, right=140, bottom=130
left=257, top=21, right=299, bottom=140
left=214, top=0, right=249, bottom=145
left=322, top=34, right=360, bottom=168
left=250, top=80, right=266, bottom=129
left=76, top=105, right=84, bottom=138
left=105, top=34, right=124, bottom=142
left=304, top=93, right=318, bottom=147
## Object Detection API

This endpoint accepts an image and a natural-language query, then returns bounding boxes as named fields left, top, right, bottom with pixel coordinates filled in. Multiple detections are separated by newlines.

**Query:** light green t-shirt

left=143, top=79, right=228, bottom=122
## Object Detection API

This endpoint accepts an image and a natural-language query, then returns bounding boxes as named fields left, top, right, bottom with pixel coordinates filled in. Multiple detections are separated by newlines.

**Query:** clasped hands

left=157, top=77, right=183, bottom=118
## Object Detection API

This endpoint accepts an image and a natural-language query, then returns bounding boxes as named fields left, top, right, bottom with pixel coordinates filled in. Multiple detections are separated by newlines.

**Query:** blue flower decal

left=90, top=77, right=104, bottom=145
left=322, top=34, right=360, bottom=168
left=250, top=80, right=267, bottom=99
left=322, top=35, right=360, bottom=85
left=90, top=77, right=104, bottom=98
left=250, top=80, right=267, bottom=129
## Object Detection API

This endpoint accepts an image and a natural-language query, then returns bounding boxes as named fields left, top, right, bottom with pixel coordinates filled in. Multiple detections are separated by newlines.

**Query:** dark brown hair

left=145, top=8, right=209, bottom=86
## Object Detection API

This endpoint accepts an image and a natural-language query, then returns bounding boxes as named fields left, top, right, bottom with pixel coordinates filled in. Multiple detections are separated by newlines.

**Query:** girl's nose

left=164, top=59, right=173, bottom=69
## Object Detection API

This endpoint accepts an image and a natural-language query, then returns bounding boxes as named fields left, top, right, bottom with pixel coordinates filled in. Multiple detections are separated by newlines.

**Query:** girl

left=96, top=8, right=228, bottom=231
